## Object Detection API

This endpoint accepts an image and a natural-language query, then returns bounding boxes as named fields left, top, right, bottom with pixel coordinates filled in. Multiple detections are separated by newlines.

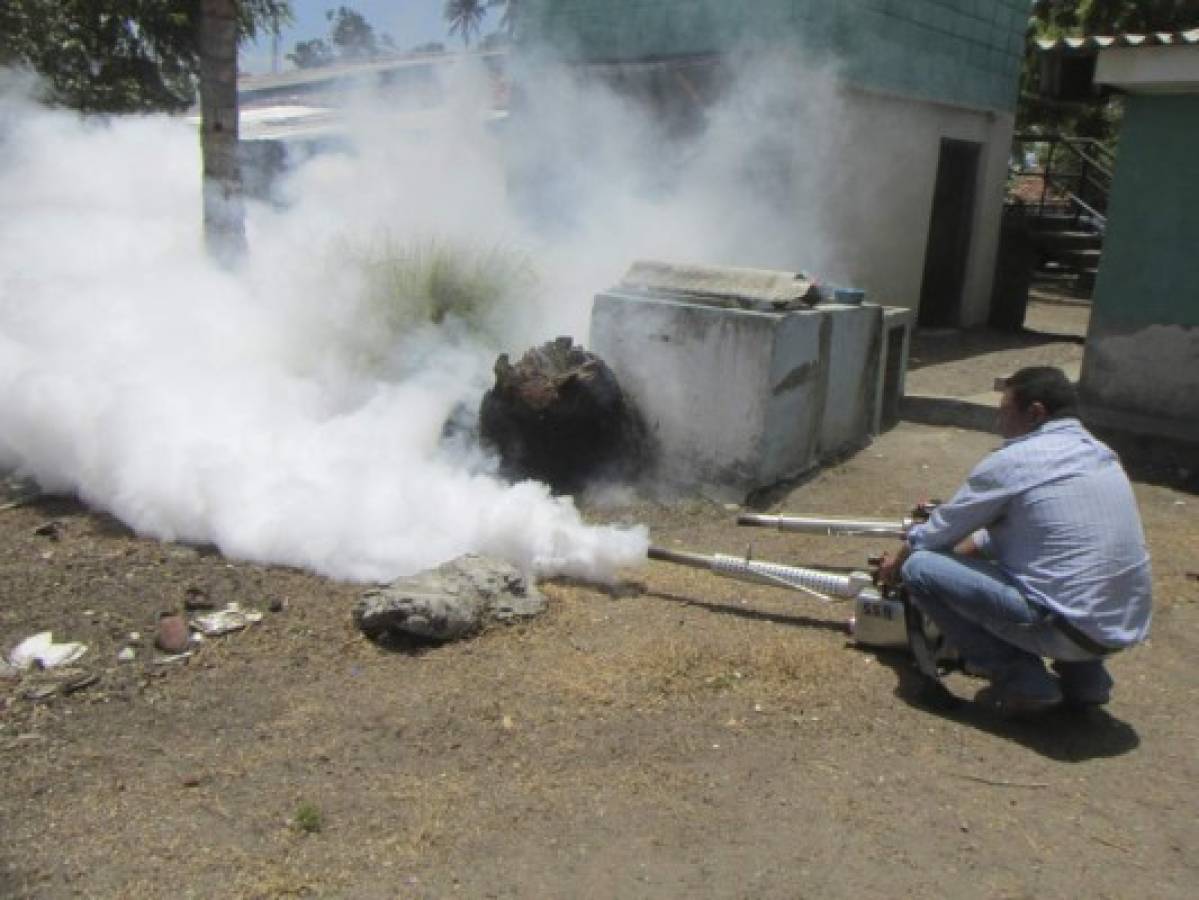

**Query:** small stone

left=155, top=614, right=190, bottom=654
left=117, top=647, right=136, bottom=663
left=33, top=521, right=62, bottom=540
left=354, top=554, right=545, bottom=643
left=181, top=774, right=204, bottom=788
left=269, top=598, right=286, bottom=613
left=183, top=587, right=215, bottom=611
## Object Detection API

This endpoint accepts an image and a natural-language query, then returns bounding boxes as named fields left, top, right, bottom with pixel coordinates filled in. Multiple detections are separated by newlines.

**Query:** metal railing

left=1009, top=133, right=1114, bottom=232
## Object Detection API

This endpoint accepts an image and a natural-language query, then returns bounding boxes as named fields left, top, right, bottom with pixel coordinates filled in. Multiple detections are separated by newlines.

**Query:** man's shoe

left=974, top=684, right=1062, bottom=715
left=1052, top=660, right=1113, bottom=707
left=974, top=662, right=1063, bottom=715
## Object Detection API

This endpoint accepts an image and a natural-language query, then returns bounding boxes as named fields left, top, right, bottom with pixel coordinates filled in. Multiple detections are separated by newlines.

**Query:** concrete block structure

left=519, top=1, right=1030, bottom=326
left=590, top=281, right=907, bottom=498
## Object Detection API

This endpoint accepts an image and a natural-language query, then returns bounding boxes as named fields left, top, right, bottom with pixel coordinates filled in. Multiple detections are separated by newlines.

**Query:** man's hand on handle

left=876, top=541, right=911, bottom=587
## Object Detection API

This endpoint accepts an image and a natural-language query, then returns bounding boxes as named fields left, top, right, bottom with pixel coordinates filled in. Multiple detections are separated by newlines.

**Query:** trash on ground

left=8, top=632, right=88, bottom=670
left=60, top=672, right=99, bottom=694
left=117, top=647, right=136, bottom=663
left=191, top=602, right=263, bottom=637
left=153, top=651, right=192, bottom=665
left=18, top=667, right=98, bottom=701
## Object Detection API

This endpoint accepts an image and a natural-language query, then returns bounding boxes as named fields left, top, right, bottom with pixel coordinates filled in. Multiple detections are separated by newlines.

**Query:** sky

left=243, top=0, right=500, bottom=74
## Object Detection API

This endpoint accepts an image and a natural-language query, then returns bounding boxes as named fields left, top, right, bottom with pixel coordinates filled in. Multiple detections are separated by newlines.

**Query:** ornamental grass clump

left=352, top=235, right=538, bottom=346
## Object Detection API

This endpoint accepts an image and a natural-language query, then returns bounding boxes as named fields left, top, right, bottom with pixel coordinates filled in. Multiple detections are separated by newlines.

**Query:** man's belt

left=1051, top=615, right=1121, bottom=657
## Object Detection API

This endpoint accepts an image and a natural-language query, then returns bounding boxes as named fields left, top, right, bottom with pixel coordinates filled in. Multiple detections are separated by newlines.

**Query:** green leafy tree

left=487, top=0, right=519, bottom=38
left=1034, top=0, right=1199, bottom=33
left=287, top=6, right=387, bottom=69
left=445, top=0, right=487, bottom=47
left=0, top=0, right=290, bottom=113
left=287, top=38, right=334, bottom=69
left=327, top=5, right=377, bottom=60
left=1020, top=1, right=1199, bottom=141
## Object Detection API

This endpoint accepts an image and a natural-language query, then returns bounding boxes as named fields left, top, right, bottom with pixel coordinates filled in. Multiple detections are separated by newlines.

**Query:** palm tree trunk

left=198, top=0, right=246, bottom=266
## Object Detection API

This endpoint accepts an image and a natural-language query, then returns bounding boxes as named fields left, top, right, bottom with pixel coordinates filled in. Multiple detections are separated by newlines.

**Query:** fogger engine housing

left=849, top=589, right=908, bottom=650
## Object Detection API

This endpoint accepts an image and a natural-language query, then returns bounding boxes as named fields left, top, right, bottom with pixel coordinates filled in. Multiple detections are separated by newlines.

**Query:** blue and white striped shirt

left=907, top=418, right=1152, bottom=649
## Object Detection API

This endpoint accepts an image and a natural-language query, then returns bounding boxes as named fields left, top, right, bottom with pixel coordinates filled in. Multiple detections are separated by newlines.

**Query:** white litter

left=153, top=651, right=192, bottom=665
left=117, top=647, right=136, bottom=663
left=8, top=632, right=88, bottom=670
left=190, top=602, right=263, bottom=637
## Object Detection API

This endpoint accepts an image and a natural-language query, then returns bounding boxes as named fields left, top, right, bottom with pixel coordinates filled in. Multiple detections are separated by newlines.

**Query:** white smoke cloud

left=0, top=50, right=850, bottom=583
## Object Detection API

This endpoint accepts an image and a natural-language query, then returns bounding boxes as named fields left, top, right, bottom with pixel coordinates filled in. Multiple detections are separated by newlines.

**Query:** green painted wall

left=1091, top=94, right=1199, bottom=329
left=520, top=0, right=1029, bottom=112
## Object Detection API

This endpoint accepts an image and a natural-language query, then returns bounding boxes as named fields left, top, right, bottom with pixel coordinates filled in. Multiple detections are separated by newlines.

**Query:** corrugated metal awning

left=1037, top=28, right=1199, bottom=55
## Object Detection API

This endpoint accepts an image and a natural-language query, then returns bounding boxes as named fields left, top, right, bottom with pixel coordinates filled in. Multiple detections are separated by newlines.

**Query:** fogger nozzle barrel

left=648, top=546, right=873, bottom=600
left=736, top=513, right=909, bottom=539
left=647, top=547, right=713, bottom=569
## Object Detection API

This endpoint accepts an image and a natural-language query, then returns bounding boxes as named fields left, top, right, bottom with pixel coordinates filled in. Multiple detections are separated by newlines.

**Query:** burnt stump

left=479, top=337, right=649, bottom=494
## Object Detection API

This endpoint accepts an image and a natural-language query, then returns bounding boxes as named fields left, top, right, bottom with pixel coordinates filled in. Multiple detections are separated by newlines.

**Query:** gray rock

left=354, top=555, right=545, bottom=642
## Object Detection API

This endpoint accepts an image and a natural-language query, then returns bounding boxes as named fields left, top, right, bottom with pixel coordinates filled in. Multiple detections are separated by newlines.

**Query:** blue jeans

left=901, top=550, right=1111, bottom=697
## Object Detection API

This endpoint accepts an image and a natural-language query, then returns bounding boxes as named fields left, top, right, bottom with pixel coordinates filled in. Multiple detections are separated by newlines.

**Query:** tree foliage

left=0, top=1, right=290, bottom=113
left=1032, top=0, right=1199, bottom=35
left=287, top=6, right=395, bottom=70
left=327, top=5, right=377, bottom=60
left=287, top=38, right=335, bottom=70
left=445, top=0, right=488, bottom=47
left=1020, top=1, right=1199, bottom=141
left=488, top=0, right=519, bottom=38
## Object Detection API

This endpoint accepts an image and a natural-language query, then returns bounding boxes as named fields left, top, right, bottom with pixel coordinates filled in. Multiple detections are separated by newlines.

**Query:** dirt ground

left=905, top=298, right=1090, bottom=399
left=3, top=303, right=1197, bottom=899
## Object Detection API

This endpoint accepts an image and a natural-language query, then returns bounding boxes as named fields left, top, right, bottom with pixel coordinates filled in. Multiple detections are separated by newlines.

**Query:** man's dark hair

left=1002, top=366, right=1079, bottom=420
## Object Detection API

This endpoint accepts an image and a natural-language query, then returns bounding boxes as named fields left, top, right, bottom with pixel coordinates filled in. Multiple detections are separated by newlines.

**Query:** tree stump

left=479, top=337, right=650, bottom=494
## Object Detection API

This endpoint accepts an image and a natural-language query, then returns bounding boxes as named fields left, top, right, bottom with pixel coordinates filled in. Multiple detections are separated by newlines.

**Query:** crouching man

left=878, top=366, right=1152, bottom=713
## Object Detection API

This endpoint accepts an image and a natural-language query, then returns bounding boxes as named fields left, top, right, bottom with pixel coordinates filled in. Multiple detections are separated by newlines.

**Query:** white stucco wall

left=822, top=89, right=1015, bottom=326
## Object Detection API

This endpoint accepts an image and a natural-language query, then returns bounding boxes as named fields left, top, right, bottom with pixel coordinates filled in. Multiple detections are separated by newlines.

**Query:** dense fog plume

left=0, top=50, right=853, bottom=582
left=0, top=78, right=647, bottom=582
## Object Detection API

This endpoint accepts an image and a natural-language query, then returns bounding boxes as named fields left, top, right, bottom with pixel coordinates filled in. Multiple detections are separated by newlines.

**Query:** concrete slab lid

left=619, top=260, right=817, bottom=311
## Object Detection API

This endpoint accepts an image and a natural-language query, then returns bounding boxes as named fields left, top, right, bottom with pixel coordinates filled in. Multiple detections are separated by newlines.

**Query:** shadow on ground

left=645, top=590, right=850, bottom=635
left=908, top=325, right=1086, bottom=372
left=876, top=652, right=1141, bottom=762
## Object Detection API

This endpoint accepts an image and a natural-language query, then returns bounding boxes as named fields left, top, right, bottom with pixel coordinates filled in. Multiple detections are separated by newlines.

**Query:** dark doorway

left=918, top=138, right=982, bottom=327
